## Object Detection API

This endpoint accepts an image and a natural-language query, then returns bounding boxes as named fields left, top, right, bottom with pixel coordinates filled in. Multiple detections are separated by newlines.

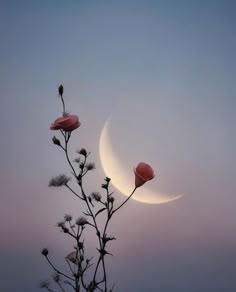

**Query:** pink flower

left=65, top=251, right=77, bottom=263
left=133, top=162, right=155, bottom=188
left=50, top=115, right=80, bottom=132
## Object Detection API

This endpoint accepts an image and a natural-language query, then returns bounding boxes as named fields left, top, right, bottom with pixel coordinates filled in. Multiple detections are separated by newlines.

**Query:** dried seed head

left=86, top=162, right=96, bottom=171
left=48, top=174, right=70, bottom=187
left=64, top=214, right=72, bottom=222
left=91, top=192, right=102, bottom=201
left=76, top=217, right=88, bottom=226
left=57, top=221, right=65, bottom=228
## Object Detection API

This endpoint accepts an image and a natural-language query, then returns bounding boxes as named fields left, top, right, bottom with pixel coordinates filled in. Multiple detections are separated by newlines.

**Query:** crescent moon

left=99, top=119, right=183, bottom=204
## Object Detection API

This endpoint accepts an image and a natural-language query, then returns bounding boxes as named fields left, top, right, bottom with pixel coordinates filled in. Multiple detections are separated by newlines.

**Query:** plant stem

left=45, top=256, right=75, bottom=281
left=59, top=94, right=66, bottom=115
left=112, top=187, right=137, bottom=215
left=56, top=281, right=66, bottom=292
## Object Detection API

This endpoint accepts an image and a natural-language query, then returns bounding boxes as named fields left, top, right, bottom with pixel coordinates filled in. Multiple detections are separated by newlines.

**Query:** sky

left=0, top=0, right=236, bottom=291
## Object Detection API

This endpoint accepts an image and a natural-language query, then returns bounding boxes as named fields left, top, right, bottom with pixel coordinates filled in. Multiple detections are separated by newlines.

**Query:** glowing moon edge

left=99, top=119, right=183, bottom=204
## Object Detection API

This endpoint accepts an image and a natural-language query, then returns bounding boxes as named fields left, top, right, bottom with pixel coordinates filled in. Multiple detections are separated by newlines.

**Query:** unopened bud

left=109, top=197, right=115, bottom=203
left=79, top=148, right=87, bottom=156
left=41, top=248, right=49, bottom=256
left=58, top=85, right=63, bottom=97
left=52, top=136, right=61, bottom=146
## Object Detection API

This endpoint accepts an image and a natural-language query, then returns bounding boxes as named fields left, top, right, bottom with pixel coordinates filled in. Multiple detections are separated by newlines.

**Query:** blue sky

left=0, top=0, right=235, bottom=291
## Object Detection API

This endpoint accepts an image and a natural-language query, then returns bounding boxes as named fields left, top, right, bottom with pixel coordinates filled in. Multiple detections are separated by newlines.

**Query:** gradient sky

left=0, top=0, right=236, bottom=291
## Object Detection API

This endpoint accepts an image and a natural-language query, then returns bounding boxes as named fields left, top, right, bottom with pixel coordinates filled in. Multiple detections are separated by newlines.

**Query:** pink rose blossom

left=133, top=162, right=155, bottom=188
left=50, top=115, right=80, bottom=132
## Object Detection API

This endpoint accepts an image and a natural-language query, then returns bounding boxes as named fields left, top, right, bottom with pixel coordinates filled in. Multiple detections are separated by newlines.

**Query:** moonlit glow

left=99, top=119, right=183, bottom=204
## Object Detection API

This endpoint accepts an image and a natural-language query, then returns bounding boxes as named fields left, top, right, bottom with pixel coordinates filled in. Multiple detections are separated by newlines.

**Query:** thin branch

left=65, top=184, right=84, bottom=200
left=56, top=281, right=66, bottom=292
left=66, top=259, right=75, bottom=276
left=69, top=221, right=76, bottom=236
left=112, top=187, right=137, bottom=215
left=45, top=256, right=75, bottom=281
left=64, top=281, right=76, bottom=290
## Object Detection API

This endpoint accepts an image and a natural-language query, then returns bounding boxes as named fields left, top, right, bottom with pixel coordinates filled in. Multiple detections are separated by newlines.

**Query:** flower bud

left=64, top=214, right=72, bottom=222
left=133, top=162, right=155, bottom=188
left=86, top=162, right=95, bottom=171
left=52, top=136, right=61, bottom=146
left=58, top=85, right=63, bottom=97
left=79, top=148, right=87, bottom=156
left=63, top=227, right=69, bottom=233
left=41, top=248, right=49, bottom=256
left=91, top=192, right=102, bottom=202
left=108, top=196, right=115, bottom=203
left=76, top=217, right=88, bottom=226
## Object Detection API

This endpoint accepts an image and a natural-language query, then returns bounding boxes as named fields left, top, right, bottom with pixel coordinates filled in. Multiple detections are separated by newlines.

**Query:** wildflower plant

left=40, top=85, right=154, bottom=292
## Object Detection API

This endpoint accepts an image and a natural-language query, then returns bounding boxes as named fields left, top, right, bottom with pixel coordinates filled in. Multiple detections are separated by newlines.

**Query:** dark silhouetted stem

left=45, top=256, right=75, bottom=281
left=65, top=184, right=83, bottom=200
left=56, top=281, right=66, bottom=292
left=59, top=94, right=66, bottom=115
left=112, top=187, right=137, bottom=215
